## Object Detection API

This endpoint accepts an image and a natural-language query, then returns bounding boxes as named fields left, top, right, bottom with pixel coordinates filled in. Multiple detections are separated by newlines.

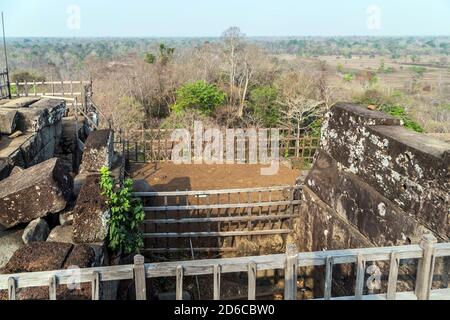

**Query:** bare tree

left=222, top=27, right=245, bottom=106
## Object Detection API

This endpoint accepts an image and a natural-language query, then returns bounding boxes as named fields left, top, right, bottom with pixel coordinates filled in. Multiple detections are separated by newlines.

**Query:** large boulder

left=0, top=230, right=24, bottom=269
left=0, top=242, right=96, bottom=300
left=80, top=129, right=114, bottom=173
left=13, top=99, right=66, bottom=133
left=72, top=174, right=110, bottom=243
left=0, top=158, right=73, bottom=228
left=22, top=218, right=50, bottom=244
left=0, top=109, right=19, bottom=134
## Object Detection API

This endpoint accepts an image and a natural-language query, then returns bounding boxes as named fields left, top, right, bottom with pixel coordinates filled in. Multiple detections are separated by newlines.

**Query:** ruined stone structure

left=0, top=95, right=119, bottom=299
left=0, top=97, right=68, bottom=178
left=295, top=103, right=449, bottom=296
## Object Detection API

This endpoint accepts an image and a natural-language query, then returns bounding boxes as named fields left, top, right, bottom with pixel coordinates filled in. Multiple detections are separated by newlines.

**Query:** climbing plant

left=99, top=167, right=145, bottom=255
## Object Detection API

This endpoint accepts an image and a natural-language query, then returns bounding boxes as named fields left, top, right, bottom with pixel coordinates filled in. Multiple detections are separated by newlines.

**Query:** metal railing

left=1, top=234, right=448, bottom=300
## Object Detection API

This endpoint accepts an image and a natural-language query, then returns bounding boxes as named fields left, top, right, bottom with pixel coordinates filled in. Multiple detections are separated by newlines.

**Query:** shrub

left=172, top=81, right=226, bottom=116
left=343, top=73, right=354, bottom=82
left=354, top=89, right=424, bottom=133
left=99, top=167, right=145, bottom=255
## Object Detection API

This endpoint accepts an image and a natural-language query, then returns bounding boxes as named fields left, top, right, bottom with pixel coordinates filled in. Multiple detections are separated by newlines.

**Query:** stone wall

left=294, top=103, right=450, bottom=297
left=0, top=98, right=67, bottom=178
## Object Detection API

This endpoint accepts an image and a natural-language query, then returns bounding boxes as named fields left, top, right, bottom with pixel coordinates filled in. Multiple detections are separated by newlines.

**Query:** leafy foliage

left=99, top=167, right=145, bottom=255
left=172, top=81, right=226, bottom=116
left=355, top=89, right=424, bottom=133
left=379, top=105, right=424, bottom=133
left=343, top=73, right=354, bottom=82
left=249, top=86, right=280, bottom=127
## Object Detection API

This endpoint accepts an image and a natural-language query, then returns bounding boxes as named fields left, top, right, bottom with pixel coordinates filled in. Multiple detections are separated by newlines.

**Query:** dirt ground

left=130, top=162, right=301, bottom=191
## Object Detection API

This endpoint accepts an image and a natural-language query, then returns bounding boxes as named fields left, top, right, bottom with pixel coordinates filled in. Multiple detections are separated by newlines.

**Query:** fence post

left=415, top=233, right=437, bottom=300
left=284, top=244, right=298, bottom=300
left=133, top=255, right=147, bottom=300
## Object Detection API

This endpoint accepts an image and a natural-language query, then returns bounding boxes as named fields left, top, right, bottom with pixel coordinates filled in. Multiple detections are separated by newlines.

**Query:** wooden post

left=92, top=271, right=101, bottom=300
left=133, top=255, right=147, bottom=300
left=176, top=265, right=184, bottom=300
left=8, top=277, right=16, bottom=300
left=248, top=262, right=257, bottom=300
left=324, top=256, right=333, bottom=300
left=355, top=253, right=365, bottom=300
left=49, top=275, right=57, bottom=300
left=213, top=265, right=221, bottom=300
left=415, top=233, right=437, bottom=300
left=387, top=251, right=399, bottom=300
left=284, top=244, right=298, bottom=300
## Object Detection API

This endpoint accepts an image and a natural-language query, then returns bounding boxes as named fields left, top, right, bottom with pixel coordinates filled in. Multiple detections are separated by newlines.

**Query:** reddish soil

left=130, top=163, right=301, bottom=191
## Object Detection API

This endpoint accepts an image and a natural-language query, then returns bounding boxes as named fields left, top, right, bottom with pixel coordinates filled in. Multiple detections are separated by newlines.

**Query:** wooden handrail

left=0, top=238, right=448, bottom=300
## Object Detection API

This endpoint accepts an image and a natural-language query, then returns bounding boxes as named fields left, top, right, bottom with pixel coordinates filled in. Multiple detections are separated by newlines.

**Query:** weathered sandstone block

left=80, top=129, right=114, bottom=173
left=0, top=109, right=18, bottom=134
left=22, top=218, right=50, bottom=244
left=0, top=158, right=73, bottom=228
left=72, top=174, right=110, bottom=244
left=0, top=242, right=95, bottom=300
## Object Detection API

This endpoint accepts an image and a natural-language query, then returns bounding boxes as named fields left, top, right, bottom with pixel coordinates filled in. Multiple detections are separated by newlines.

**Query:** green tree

left=172, top=81, right=226, bottom=116
left=144, top=53, right=156, bottom=64
left=249, top=86, right=280, bottom=127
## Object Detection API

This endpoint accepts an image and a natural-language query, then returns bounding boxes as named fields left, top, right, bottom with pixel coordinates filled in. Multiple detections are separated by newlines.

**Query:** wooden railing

left=11, top=79, right=90, bottom=102
left=136, top=185, right=301, bottom=253
left=1, top=234, right=448, bottom=300
left=120, top=128, right=319, bottom=164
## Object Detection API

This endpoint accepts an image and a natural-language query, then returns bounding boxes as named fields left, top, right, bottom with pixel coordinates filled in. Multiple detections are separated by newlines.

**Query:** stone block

left=80, top=129, right=114, bottom=173
left=0, top=109, right=19, bottom=134
left=0, top=242, right=95, bottom=300
left=72, top=174, right=110, bottom=244
left=0, top=229, right=24, bottom=270
left=1, top=97, right=39, bottom=109
left=22, top=218, right=50, bottom=244
left=0, top=158, right=73, bottom=228
left=46, top=225, right=74, bottom=244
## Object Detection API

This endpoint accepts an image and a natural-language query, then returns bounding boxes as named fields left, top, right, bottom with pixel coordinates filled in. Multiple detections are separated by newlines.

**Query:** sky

left=1, top=0, right=450, bottom=37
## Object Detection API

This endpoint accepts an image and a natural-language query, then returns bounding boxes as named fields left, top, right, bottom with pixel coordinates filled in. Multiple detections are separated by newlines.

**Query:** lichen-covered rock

left=297, top=103, right=450, bottom=298
left=0, top=158, right=73, bottom=228
left=0, top=242, right=96, bottom=300
left=72, top=174, right=110, bottom=243
left=79, top=129, right=113, bottom=173
left=22, top=218, right=50, bottom=244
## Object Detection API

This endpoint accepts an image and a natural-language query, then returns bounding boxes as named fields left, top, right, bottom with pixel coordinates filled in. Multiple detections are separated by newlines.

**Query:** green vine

left=99, top=167, right=145, bottom=255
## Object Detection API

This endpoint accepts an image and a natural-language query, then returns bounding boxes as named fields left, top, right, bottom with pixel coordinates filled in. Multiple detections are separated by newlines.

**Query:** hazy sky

left=2, top=0, right=450, bottom=37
